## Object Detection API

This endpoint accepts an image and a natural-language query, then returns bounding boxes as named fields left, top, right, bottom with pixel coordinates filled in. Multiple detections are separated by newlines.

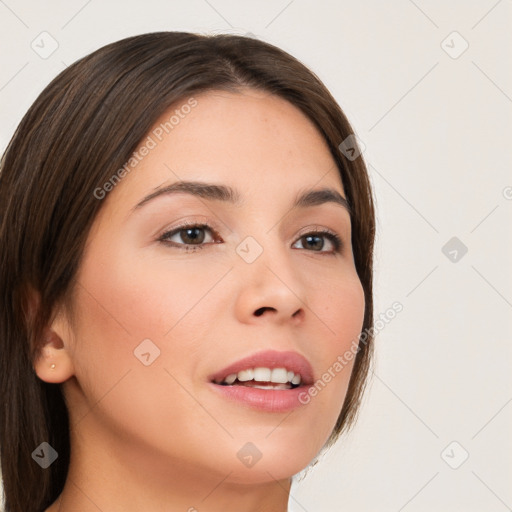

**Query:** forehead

left=108, top=88, right=345, bottom=209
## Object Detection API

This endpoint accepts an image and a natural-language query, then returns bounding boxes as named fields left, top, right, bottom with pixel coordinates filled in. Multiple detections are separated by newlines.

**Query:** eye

left=292, top=229, right=343, bottom=254
left=157, top=223, right=343, bottom=254
left=158, top=223, right=220, bottom=250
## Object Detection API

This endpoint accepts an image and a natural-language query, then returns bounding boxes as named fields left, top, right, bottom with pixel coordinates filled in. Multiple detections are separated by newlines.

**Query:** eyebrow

left=133, top=180, right=351, bottom=216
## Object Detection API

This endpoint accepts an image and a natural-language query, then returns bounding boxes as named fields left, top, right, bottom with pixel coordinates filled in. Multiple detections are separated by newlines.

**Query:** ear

left=28, top=292, right=76, bottom=384
left=33, top=323, right=75, bottom=384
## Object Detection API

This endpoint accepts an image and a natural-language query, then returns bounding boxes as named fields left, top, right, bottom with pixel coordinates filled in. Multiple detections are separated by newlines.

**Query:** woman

left=0, top=32, right=375, bottom=512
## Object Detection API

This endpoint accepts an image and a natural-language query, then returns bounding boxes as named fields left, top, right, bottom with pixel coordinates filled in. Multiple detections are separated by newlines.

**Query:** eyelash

left=157, top=222, right=343, bottom=255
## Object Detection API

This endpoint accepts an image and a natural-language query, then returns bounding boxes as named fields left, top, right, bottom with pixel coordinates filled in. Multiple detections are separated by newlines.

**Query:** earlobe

left=33, top=316, right=75, bottom=384
left=26, top=287, right=76, bottom=383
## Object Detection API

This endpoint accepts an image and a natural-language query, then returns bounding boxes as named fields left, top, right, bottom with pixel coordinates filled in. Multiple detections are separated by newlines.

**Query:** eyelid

left=295, top=224, right=338, bottom=238
left=294, top=225, right=344, bottom=253
left=157, top=216, right=222, bottom=240
left=157, top=219, right=344, bottom=254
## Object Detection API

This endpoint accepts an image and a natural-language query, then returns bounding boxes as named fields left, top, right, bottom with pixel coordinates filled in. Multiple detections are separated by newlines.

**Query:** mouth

left=207, top=350, right=314, bottom=412
left=213, top=367, right=302, bottom=390
left=209, top=349, right=314, bottom=388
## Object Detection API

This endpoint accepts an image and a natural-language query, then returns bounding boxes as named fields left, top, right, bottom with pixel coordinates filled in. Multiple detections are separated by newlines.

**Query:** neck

left=46, top=419, right=291, bottom=512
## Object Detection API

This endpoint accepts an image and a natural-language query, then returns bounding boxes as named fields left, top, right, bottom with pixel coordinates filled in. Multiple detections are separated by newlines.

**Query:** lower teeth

left=248, top=383, right=290, bottom=390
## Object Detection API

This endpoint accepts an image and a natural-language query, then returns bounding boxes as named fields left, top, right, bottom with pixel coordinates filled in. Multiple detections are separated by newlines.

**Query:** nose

left=233, top=240, right=307, bottom=326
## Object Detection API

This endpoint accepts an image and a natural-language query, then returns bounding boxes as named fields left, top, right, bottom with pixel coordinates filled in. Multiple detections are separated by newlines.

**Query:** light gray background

left=1, top=1, right=511, bottom=511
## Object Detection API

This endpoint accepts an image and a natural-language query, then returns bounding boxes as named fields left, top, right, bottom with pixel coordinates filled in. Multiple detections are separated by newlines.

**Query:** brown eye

left=159, top=223, right=217, bottom=248
left=292, top=230, right=342, bottom=254
left=177, top=227, right=206, bottom=244
left=300, top=234, right=325, bottom=251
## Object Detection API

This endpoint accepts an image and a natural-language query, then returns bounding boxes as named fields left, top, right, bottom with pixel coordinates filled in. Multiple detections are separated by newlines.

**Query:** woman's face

left=59, top=89, right=365, bottom=483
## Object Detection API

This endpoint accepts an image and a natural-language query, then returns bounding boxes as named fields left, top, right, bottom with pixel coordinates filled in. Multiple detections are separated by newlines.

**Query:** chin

left=222, top=458, right=311, bottom=485
left=205, top=427, right=329, bottom=484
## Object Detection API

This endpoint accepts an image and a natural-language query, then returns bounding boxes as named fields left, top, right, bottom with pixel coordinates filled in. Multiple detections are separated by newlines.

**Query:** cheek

left=70, top=248, right=229, bottom=396
left=309, top=266, right=365, bottom=352
left=67, top=251, right=230, bottom=455
left=303, top=268, right=365, bottom=412
left=76, top=247, right=228, bottom=340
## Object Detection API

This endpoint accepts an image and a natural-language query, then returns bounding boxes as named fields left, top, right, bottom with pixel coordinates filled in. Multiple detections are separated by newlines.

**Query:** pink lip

left=207, top=350, right=314, bottom=413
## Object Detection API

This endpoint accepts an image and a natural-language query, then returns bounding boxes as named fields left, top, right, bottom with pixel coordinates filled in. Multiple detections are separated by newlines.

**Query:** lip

left=207, top=349, right=314, bottom=413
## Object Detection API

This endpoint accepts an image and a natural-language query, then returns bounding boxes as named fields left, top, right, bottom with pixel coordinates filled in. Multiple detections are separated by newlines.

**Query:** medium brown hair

left=0, top=31, right=375, bottom=512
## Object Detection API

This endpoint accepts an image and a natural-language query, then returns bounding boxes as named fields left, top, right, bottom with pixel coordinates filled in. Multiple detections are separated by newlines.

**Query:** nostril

left=254, top=307, right=275, bottom=316
left=292, top=309, right=304, bottom=319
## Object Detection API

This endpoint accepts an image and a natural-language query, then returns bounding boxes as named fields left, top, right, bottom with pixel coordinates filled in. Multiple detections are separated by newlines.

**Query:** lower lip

left=208, top=382, right=309, bottom=412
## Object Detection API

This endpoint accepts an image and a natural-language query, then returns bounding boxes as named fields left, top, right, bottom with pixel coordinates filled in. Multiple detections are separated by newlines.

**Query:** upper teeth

left=221, top=367, right=301, bottom=385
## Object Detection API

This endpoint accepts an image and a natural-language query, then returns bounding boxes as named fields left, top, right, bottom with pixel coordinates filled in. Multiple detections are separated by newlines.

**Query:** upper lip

left=208, top=349, right=314, bottom=386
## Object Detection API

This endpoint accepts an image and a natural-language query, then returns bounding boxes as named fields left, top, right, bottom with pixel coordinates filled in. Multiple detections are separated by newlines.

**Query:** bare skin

left=36, top=89, right=365, bottom=512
